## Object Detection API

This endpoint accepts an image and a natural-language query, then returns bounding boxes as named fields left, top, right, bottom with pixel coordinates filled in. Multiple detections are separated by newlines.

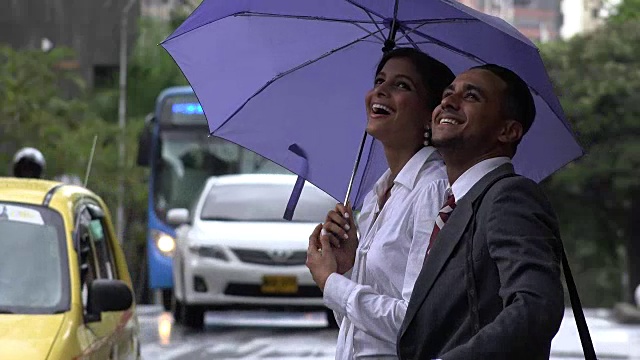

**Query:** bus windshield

left=153, top=129, right=289, bottom=221
left=150, top=92, right=291, bottom=221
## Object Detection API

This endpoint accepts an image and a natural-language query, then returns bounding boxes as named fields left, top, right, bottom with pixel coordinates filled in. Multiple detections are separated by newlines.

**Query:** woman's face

left=365, top=57, right=432, bottom=148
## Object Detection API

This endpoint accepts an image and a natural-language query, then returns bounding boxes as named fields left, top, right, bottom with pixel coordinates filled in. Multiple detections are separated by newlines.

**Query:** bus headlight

left=152, top=230, right=176, bottom=257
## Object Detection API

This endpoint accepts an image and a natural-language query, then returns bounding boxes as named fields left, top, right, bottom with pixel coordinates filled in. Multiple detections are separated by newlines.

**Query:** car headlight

left=152, top=230, right=176, bottom=257
left=188, top=244, right=228, bottom=261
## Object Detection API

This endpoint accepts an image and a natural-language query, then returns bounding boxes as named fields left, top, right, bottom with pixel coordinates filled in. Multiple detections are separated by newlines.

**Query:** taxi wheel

left=326, top=308, right=339, bottom=329
left=182, top=304, right=205, bottom=329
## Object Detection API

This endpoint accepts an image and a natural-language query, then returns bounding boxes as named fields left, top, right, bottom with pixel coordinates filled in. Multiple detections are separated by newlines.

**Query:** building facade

left=459, top=0, right=563, bottom=42
left=141, top=0, right=200, bottom=19
left=561, top=0, right=611, bottom=38
left=0, top=0, right=139, bottom=90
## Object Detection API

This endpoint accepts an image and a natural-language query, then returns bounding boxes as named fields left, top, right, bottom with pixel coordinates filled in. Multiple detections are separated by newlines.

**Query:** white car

left=168, top=174, right=338, bottom=328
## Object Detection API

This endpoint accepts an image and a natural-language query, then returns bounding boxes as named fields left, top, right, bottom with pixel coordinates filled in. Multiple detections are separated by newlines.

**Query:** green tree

left=127, top=17, right=189, bottom=119
left=0, top=15, right=194, bottom=302
left=541, top=21, right=640, bottom=305
left=0, top=45, right=148, bottom=298
left=0, top=45, right=97, bottom=177
left=609, top=0, right=640, bottom=23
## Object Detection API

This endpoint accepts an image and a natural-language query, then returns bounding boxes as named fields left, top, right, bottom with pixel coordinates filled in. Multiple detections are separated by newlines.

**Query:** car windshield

left=0, top=203, right=70, bottom=314
left=200, top=181, right=337, bottom=222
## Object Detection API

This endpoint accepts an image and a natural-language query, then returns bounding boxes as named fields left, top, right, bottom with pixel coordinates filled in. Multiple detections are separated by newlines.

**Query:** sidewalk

left=551, top=308, right=640, bottom=359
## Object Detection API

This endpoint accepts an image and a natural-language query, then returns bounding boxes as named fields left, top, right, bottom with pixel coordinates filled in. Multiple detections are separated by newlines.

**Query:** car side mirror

left=86, top=279, right=133, bottom=322
left=166, top=208, right=190, bottom=226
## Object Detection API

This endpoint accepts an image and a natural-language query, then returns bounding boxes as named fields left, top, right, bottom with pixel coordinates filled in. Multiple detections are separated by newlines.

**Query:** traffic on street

left=3, top=0, right=640, bottom=359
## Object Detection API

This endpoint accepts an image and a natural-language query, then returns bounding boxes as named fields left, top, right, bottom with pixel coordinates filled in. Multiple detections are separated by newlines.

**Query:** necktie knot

left=442, top=192, right=456, bottom=212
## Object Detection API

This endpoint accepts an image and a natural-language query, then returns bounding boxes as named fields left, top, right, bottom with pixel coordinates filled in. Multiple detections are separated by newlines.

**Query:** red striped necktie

left=426, top=190, right=456, bottom=255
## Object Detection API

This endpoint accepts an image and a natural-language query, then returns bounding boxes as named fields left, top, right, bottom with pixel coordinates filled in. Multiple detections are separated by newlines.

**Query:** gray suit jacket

left=397, top=163, right=565, bottom=360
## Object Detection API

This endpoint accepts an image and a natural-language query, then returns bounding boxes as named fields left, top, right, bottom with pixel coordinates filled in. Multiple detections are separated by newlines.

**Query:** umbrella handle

left=344, top=131, right=369, bottom=205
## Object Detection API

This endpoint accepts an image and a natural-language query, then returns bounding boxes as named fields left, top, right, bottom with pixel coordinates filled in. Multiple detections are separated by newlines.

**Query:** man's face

left=431, top=69, right=516, bottom=156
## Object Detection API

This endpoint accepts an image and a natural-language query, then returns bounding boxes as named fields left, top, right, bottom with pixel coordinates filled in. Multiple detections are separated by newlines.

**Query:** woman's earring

left=423, top=127, right=432, bottom=146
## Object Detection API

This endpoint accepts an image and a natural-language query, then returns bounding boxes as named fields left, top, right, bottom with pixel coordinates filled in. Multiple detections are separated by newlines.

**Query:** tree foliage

left=541, top=21, right=640, bottom=305
left=0, top=46, right=109, bottom=182
left=609, top=0, right=640, bottom=23
left=0, top=45, right=145, bottom=245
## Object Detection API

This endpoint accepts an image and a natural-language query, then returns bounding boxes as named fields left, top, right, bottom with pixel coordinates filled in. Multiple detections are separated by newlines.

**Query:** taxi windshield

left=0, top=203, right=70, bottom=314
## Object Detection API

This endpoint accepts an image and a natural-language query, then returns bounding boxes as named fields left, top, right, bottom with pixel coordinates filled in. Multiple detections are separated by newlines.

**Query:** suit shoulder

left=486, top=175, right=545, bottom=198
left=482, top=175, right=556, bottom=215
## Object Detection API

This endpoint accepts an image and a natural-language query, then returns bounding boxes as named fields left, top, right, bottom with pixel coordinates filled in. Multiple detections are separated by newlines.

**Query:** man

left=397, top=65, right=565, bottom=359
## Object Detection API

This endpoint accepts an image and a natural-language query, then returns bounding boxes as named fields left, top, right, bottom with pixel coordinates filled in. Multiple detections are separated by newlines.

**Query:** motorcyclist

left=11, top=147, right=46, bottom=179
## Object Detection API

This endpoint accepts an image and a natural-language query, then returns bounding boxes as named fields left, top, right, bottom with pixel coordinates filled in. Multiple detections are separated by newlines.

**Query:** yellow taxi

left=0, top=178, right=140, bottom=359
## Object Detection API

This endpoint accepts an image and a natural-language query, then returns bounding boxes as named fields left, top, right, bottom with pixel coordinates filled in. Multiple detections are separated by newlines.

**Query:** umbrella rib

left=352, top=23, right=386, bottom=43
left=164, top=11, right=382, bottom=44
left=345, top=0, right=386, bottom=21
left=396, top=25, right=423, bottom=47
left=240, top=11, right=386, bottom=43
left=399, top=31, right=421, bottom=51
left=401, top=18, right=480, bottom=25
left=341, top=0, right=388, bottom=43
left=394, top=18, right=477, bottom=44
left=355, top=1, right=386, bottom=39
left=406, top=25, right=487, bottom=64
left=237, top=11, right=383, bottom=25
left=213, top=31, right=383, bottom=134
left=345, top=0, right=398, bottom=49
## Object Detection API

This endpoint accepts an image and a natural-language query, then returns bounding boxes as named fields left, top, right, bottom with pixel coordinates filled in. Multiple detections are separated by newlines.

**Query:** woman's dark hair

left=375, top=48, right=455, bottom=111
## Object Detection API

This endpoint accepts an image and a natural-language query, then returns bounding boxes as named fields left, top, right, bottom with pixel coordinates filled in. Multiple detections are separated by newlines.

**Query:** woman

left=306, top=48, right=455, bottom=359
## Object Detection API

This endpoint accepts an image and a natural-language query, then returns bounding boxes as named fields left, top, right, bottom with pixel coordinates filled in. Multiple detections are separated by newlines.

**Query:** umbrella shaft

left=344, top=131, right=369, bottom=205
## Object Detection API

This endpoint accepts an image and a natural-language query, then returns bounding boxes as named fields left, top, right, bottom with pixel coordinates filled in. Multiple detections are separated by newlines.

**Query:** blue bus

left=136, top=87, right=286, bottom=308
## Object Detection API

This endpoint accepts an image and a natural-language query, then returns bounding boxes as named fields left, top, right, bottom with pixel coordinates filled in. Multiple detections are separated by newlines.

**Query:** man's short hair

left=472, top=64, right=536, bottom=136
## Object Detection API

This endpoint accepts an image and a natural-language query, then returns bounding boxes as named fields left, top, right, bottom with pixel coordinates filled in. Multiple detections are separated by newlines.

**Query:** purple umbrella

left=161, top=0, right=583, bottom=217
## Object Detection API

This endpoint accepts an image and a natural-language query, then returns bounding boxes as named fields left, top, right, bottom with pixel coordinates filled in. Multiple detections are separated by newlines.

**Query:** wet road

left=138, top=307, right=337, bottom=359
left=138, top=306, right=640, bottom=359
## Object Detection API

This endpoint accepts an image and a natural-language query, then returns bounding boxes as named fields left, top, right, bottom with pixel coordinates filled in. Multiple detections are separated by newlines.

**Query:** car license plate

left=261, top=275, right=298, bottom=294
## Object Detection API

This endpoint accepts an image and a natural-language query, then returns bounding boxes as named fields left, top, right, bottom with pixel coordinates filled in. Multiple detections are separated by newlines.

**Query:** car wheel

left=172, top=296, right=183, bottom=323
left=161, top=289, right=173, bottom=311
left=326, top=308, right=339, bottom=329
left=182, top=303, right=205, bottom=329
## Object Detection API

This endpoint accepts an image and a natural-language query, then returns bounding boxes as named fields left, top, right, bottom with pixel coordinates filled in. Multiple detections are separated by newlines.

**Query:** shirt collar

left=373, top=146, right=439, bottom=198
left=450, top=157, right=511, bottom=201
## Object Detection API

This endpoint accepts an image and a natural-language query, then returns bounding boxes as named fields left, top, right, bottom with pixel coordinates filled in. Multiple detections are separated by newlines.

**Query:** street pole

left=117, top=0, right=137, bottom=244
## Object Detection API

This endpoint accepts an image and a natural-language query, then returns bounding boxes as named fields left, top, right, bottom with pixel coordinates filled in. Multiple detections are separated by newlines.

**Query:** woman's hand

left=322, top=203, right=358, bottom=275
left=306, top=224, right=337, bottom=291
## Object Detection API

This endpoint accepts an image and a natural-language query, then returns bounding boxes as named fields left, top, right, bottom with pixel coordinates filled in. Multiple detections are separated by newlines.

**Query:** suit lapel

left=400, top=163, right=516, bottom=338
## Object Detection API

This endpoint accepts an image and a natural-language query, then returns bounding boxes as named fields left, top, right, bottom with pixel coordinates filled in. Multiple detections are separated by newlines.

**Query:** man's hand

left=306, top=224, right=337, bottom=291
left=322, top=203, right=358, bottom=274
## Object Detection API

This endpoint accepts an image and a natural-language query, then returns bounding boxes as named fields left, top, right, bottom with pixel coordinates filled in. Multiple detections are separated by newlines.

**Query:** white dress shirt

left=323, top=146, right=448, bottom=360
left=449, top=157, right=511, bottom=201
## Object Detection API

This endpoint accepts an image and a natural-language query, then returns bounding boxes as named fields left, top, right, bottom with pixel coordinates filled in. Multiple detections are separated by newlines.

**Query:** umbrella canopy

left=161, top=0, right=583, bottom=215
